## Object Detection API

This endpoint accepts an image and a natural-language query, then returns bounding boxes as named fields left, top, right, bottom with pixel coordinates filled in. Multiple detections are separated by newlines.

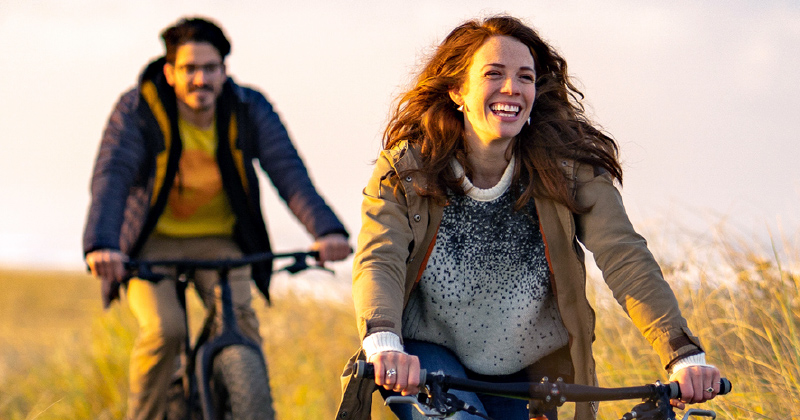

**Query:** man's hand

left=311, top=233, right=351, bottom=264
left=85, top=249, right=128, bottom=284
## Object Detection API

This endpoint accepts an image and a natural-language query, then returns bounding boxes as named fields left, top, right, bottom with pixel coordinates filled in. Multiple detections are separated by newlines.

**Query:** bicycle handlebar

left=353, top=361, right=732, bottom=402
left=124, top=250, right=322, bottom=280
left=97, top=250, right=323, bottom=309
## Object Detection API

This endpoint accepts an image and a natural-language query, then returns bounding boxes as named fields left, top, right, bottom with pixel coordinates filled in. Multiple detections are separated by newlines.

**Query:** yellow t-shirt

left=155, top=118, right=236, bottom=237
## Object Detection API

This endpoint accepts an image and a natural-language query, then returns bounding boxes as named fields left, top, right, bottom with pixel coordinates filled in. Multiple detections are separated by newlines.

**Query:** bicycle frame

left=353, top=361, right=731, bottom=420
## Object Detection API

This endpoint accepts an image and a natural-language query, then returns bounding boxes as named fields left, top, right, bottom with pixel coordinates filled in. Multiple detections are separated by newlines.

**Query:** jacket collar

left=387, top=141, right=430, bottom=190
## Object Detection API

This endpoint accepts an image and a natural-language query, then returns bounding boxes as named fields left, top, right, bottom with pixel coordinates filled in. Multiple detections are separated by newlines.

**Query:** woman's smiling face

left=451, top=35, right=536, bottom=147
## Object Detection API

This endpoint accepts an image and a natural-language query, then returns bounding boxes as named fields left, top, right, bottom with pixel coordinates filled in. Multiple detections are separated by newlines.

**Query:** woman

left=337, top=15, right=721, bottom=420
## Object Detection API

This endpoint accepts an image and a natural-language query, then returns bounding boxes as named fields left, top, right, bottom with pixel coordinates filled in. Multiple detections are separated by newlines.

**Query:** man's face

left=163, top=41, right=226, bottom=114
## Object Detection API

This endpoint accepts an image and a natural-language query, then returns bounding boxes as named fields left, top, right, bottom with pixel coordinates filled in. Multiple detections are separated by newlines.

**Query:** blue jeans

left=380, top=340, right=560, bottom=420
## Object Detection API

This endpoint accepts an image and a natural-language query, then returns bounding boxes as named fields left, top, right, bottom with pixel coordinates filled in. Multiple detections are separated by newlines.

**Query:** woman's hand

left=368, top=351, right=422, bottom=396
left=668, top=365, right=722, bottom=409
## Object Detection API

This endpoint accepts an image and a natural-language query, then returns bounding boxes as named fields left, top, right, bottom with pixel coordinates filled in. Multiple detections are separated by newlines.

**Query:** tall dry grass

left=0, top=268, right=393, bottom=420
left=588, top=225, right=799, bottom=419
left=0, top=226, right=797, bottom=419
left=0, top=270, right=134, bottom=419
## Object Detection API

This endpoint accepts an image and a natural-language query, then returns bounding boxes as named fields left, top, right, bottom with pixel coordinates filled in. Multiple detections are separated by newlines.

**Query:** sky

left=1, top=0, right=798, bottom=270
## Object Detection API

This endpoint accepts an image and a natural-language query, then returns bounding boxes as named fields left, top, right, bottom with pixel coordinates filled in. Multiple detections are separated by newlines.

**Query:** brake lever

left=277, top=253, right=334, bottom=275
left=682, top=409, right=716, bottom=419
left=384, top=396, right=446, bottom=418
left=278, top=262, right=334, bottom=274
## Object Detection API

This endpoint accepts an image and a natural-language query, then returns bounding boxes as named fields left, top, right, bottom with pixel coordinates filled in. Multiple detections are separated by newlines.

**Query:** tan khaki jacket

left=336, top=142, right=702, bottom=420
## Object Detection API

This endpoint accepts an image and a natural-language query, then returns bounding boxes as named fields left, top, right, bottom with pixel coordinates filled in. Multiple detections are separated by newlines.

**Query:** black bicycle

left=125, top=250, right=328, bottom=420
left=353, top=361, right=732, bottom=420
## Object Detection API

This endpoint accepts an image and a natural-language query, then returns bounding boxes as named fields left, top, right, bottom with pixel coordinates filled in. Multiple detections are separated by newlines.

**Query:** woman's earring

left=457, top=104, right=464, bottom=112
left=527, top=117, right=531, bottom=125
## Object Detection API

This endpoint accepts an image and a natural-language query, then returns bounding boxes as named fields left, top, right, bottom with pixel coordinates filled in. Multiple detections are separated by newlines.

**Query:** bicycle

left=353, top=361, right=732, bottom=420
left=124, top=250, right=328, bottom=420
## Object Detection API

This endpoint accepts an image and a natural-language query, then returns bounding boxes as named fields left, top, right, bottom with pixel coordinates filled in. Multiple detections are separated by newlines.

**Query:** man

left=83, top=17, right=351, bottom=419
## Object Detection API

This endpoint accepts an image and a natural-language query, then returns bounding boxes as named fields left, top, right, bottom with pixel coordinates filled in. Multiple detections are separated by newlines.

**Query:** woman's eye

left=485, top=71, right=502, bottom=77
left=520, top=74, right=535, bottom=82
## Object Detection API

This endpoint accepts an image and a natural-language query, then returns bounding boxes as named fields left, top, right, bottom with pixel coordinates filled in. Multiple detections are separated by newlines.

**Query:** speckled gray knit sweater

left=402, top=158, right=569, bottom=375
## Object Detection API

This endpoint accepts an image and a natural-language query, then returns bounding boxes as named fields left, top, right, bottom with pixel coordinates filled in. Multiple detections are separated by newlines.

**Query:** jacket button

left=413, top=214, right=421, bottom=222
left=339, top=411, right=348, bottom=418
left=405, top=176, right=412, bottom=182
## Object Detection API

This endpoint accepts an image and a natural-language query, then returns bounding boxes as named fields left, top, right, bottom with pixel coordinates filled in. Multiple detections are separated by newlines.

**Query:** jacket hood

left=139, top=56, right=169, bottom=89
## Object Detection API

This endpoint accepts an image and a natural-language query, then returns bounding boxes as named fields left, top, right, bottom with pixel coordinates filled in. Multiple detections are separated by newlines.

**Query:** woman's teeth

left=490, top=104, right=520, bottom=117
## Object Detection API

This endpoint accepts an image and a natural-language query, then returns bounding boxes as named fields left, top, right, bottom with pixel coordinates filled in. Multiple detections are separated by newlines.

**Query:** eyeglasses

left=175, top=63, right=223, bottom=76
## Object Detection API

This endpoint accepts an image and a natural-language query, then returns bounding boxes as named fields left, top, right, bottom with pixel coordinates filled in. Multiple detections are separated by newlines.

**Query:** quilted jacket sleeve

left=245, top=88, right=347, bottom=239
left=83, top=89, right=150, bottom=255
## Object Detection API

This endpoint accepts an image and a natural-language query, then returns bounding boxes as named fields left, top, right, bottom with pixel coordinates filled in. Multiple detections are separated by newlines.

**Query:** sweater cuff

left=670, top=352, right=712, bottom=374
left=362, top=332, right=405, bottom=360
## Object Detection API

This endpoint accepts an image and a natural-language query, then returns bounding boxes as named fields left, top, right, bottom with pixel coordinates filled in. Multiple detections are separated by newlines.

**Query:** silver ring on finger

left=705, top=387, right=714, bottom=393
left=386, top=368, right=397, bottom=378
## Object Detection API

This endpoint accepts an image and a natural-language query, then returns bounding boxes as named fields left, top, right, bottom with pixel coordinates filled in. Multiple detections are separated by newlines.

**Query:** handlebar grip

left=353, top=360, right=372, bottom=379
left=354, top=360, right=428, bottom=387
left=719, top=378, right=732, bottom=395
left=669, top=378, right=732, bottom=399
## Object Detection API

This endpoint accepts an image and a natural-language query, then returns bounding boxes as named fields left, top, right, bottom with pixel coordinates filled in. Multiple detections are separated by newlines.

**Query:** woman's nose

left=500, top=77, right=519, bottom=95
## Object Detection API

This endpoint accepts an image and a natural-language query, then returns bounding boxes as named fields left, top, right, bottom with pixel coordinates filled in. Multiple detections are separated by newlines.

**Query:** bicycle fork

left=195, top=267, right=263, bottom=419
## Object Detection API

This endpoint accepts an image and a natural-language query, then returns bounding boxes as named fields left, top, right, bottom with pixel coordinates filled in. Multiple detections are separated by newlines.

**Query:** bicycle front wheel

left=212, top=345, right=275, bottom=420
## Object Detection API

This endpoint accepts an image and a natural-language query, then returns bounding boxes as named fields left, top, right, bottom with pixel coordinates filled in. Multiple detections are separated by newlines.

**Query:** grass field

left=0, top=228, right=797, bottom=419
